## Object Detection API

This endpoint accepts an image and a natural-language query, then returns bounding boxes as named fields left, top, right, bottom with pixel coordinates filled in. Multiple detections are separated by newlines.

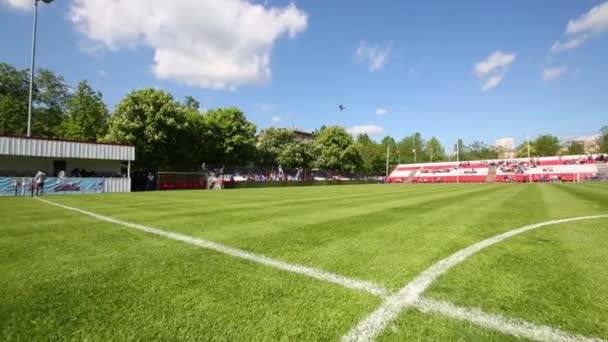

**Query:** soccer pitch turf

left=1, top=183, right=607, bottom=341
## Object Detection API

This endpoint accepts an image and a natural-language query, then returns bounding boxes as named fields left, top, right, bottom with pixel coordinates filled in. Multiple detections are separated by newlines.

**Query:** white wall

left=0, top=156, right=123, bottom=177
left=104, top=178, right=131, bottom=192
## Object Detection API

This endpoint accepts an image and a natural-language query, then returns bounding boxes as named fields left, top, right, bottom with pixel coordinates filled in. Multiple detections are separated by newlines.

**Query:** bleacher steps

left=486, top=165, right=497, bottom=183
left=406, top=170, right=417, bottom=183
left=596, top=163, right=608, bottom=181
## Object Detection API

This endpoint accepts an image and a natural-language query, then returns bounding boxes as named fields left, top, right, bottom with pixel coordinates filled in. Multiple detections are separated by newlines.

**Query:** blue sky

left=1, top=0, right=607, bottom=148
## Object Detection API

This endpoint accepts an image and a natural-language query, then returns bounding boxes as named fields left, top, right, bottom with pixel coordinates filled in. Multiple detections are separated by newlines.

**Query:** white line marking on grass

left=35, top=197, right=389, bottom=297
left=343, top=214, right=608, bottom=342
left=415, top=298, right=606, bottom=342
left=37, top=197, right=608, bottom=342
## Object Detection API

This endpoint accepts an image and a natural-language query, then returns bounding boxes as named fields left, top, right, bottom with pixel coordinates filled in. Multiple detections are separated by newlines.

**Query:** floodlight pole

left=456, top=140, right=460, bottom=184
left=27, top=0, right=40, bottom=137
left=527, top=132, right=532, bottom=183
left=385, top=144, right=390, bottom=177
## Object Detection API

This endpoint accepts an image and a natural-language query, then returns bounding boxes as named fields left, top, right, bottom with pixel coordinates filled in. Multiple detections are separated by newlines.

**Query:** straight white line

left=342, top=214, right=608, bottom=342
left=35, top=197, right=389, bottom=297
left=415, top=298, right=606, bottom=342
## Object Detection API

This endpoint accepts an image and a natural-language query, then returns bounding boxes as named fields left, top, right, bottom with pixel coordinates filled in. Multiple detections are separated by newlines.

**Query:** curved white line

left=36, top=197, right=607, bottom=341
left=343, top=214, right=608, bottom=342
left=415, top=298, right=606, bottom=342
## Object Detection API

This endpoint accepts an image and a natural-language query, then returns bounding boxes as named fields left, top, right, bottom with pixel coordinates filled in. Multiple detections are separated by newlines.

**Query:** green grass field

left=1, top=183, right=607, bottom=341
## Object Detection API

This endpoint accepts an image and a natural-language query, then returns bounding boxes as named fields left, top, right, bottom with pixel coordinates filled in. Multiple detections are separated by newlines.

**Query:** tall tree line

left=1, top=62, right=606, bottom=174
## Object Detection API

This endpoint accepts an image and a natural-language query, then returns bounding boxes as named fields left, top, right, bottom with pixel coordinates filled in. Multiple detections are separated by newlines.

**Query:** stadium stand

left=388, top=154, right=607, bottom=184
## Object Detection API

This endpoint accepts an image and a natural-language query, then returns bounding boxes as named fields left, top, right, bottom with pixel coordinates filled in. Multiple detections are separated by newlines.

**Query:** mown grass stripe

left=415, top=298, right=606, bottom=342
left=342, top=214, right=608, bottom=342
left=35, top=197, right=390, bottom=297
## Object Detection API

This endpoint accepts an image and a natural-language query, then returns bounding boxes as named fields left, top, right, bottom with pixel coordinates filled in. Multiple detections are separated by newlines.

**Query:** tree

left=184, top=95, right=200, bottom=111
left=533, top=134, right=561, bottom=156
left=276, top=140, right=315, bottom=169
left=516, top=140, right=536, bottom=158
left=257, top=127, right=297, bottom=166
left=201, top=107, right=257, bottom=166
left=465, top=141, right=499, bottom=160
left=356, top=134, right=384, bottom=174
left=425, top=137, right=446, bottom=162
left=599, top=125, right=608, bottom=153
left=381, top=136, right=400, bottom=165
left=566, top=141, right=585, bottom=155
left=104, top=88, right=196, bottom=171
left=452, top=139, right=466, bottom=161
left=32, top=69, right=70, bottom=137
left=0, top=63, right=30, bottom=135
left=397, top=132, right=426, bottom=163
left=313, top=126, right=362, bottom=172
left=61, top=80, right=109, bottom=141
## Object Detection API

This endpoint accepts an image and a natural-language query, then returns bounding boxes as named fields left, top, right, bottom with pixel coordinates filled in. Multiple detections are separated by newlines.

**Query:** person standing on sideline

left=145, top=172, right=155, bottom=191
left=33, top=170, right=46, bottom=196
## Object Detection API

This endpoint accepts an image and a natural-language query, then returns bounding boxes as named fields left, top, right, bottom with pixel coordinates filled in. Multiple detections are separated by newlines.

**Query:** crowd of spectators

left=419, top=167, right=456, bottom=174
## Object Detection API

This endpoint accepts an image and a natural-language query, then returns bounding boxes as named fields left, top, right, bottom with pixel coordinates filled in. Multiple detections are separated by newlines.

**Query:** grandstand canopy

left=0, top=136, right=134, bottom=160
left=0, top=135, right=135, bottom=177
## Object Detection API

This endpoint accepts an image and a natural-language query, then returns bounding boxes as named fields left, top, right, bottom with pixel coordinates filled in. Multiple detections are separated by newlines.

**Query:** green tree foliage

left=313, top=126, right=362, bottom=172
left=566, top=141, right=585, bottom=155
left=257, top=127, right=297, bottom=166
left=397, top=132, right=426, bottom=163
left=381, top=136, right=400, bottom=166
left=533, top=134, right=561, bottom=156
left=599, top=125, right=608, bottom=153
left=32, top=69, right=70, bottom=137
left=356, top=134, right=384, bottom=174
left=516, top=140, right=536, bottom=158
left=201, top=107, right=257, bottom=166
left=62, top=80, right=109, bottom=141
left=452, top=139, right=466, bottom=161
left=184, top=95, right=200, bottom=111
left=0, top=63, right=30, bottom=135
left=104, top=88, right=197, bottom=171
left=465, top=141, right=499, bottom=160
left=276, top=140, right=315, bottom=169
left=425, top=137, right=446, bottom=162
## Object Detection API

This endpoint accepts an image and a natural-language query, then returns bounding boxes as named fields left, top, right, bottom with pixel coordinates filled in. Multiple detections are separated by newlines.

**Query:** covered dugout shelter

left=0, top=136, right=134, bottom=196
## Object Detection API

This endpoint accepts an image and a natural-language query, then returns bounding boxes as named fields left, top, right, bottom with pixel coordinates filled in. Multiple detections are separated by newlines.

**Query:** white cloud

left=550, top=35, right=588, bottom=52
left=354, top=41, right=393, bottom=72
left=542, top=66, right=567, bottom=82
left=481, top=75, right=503, bottom=91
left=474, top=51, right=516, bottom=77
left=270, top=115, right=281, bottom=123
left=375, top=108, right=388, bottom=116
left=551, top=2, right=608, bottom=53
left=347, top=125, right=384, bottom=136
left=2, top=0, right=32, bottom=10
left=566, top=1, right=608, bottom=35
left=69, top=0, right=308, bottom=90
left=258, top=103, right=278, bottom=113
left=473, top=51, right=516, bottom=91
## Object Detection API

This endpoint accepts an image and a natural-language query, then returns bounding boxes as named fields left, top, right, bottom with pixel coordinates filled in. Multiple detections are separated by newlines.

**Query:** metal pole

left=527, top=132, right=532, bottom=183
left=27, top=0, right=39, bottom=137
left=127, top=160, right=131, bottom=178
left=385, top=144, right=390, bottom=177
left=456, top=140, right=460, bottom=184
